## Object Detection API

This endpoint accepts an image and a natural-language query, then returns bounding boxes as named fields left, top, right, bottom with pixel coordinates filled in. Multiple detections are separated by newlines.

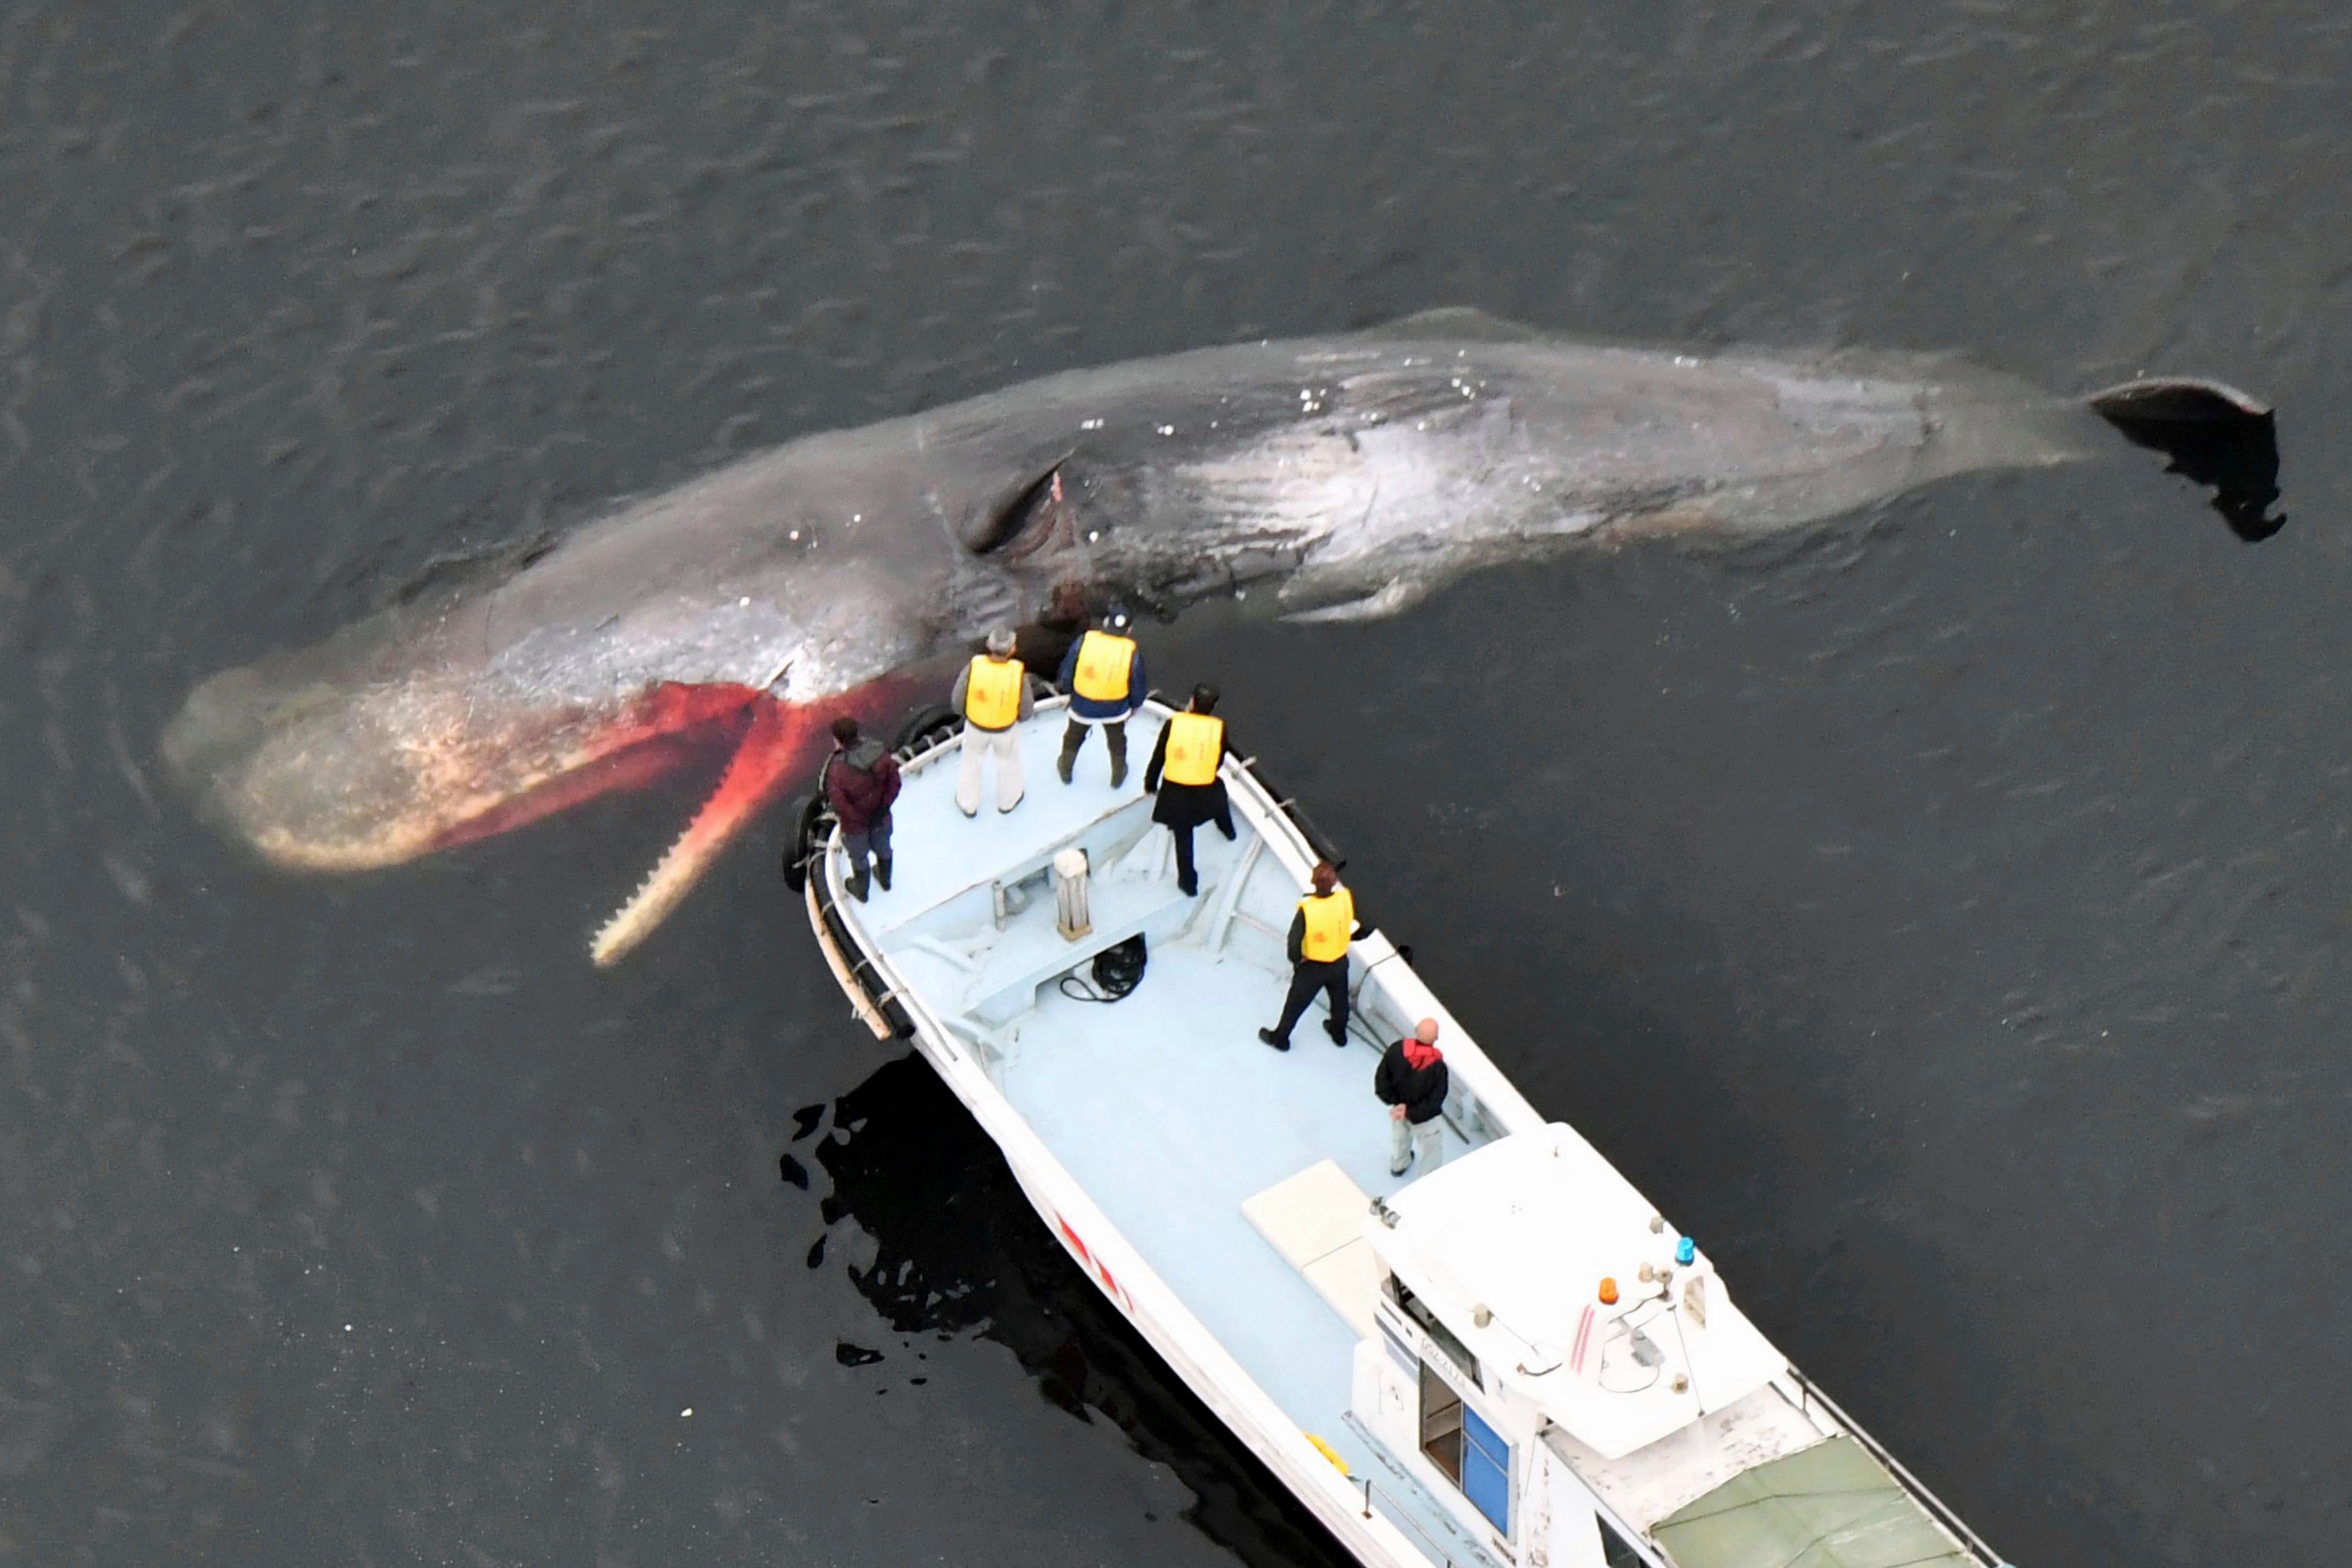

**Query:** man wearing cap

left=1258, top=861, right=1368, bottom=1051
left=949, top=627, right=1034, bottom=817
left=1055, top=603, right=1147, bottom=788
left=1375, top=1019, right=1449, bottom=1176
left=1142, top=683, right=1236, bottom=897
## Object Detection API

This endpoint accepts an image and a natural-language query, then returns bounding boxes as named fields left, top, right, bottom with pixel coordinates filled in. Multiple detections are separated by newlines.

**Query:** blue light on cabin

left=1675, top=1235, right=1696, bottom=1266
left=1462, top=1403, right=1511, bottom=1536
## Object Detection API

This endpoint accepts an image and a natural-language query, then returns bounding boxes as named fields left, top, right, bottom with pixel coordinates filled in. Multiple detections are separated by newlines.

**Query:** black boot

left=1107, top=726, right=1128, bottom=789
left=1257, top=1027, right=1290, bottom=1052
left=874, top=857, right=892, bottom=892
left=845, top=868, right=870, bottom=903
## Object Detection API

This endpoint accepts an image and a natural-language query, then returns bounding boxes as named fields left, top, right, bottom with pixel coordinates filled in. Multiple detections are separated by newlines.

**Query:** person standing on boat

left=950, top=627, right=1033, bottom=817
left=820, top=716, right=901, bottom=903
left=1259, top=861, right=1366, bottom=1051
left=1142, top=683, right=1236, bottom=897
left=1054, top=602, right=1146, bottom=788
left=1375, top=1019, right=1449, bottom=1176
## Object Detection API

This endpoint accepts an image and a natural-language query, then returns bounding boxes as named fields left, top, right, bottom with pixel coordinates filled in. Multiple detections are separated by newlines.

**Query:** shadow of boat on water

left=808, top=1052, right=1362, bottom=1568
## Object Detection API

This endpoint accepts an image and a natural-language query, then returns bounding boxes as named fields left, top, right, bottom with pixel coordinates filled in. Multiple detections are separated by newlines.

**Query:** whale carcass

left=160, top=309, right=2273, bottom=963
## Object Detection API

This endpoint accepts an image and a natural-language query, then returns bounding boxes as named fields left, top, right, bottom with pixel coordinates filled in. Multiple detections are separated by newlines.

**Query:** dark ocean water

left=4, top=4, right=2348, bottom=1564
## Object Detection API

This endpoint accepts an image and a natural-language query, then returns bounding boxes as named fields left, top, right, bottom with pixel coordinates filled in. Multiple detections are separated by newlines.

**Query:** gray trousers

left=1390, top=1114, right=1443, bottom=1175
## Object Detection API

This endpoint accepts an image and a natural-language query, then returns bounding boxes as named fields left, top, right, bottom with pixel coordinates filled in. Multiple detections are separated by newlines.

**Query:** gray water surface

left=4, top=5, right=2347, bottom=1565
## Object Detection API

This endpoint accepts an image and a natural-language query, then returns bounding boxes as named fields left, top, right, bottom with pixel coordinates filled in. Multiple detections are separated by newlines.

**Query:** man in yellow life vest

left=1054, top=603, right=1146, bottom=788
left=948, top=627, right=1034, bottom=817
left=1141, top=683, right=1237, bottom=898
left=1259, top=861, right=1367, bottom=1052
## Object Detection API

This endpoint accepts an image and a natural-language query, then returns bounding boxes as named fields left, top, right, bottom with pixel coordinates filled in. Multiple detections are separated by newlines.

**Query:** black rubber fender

left=1238, top=760, right=1345, bottom=870
left=890, top=702, right=963, bottom=758
left=780, top=792, right=831, bottom=893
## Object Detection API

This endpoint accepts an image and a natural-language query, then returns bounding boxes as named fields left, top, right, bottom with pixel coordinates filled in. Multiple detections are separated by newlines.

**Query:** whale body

left=160, top=309, right=2271, bottom=963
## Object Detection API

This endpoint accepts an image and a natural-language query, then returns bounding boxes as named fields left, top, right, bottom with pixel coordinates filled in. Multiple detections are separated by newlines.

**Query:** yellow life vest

left=1298, top=887, right=1355, bottom=963
left=1162, top=712, right=1223, bottom=786
left=964, top=654, right=1024, bottom=730
left=1071, top=630, right=1136, bottom=703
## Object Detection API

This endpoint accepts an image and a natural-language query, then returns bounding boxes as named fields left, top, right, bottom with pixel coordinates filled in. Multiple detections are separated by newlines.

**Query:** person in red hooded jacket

left=1375, top=1018, right=1449, bottom=1177
left=821, top=716, right=901, bottom=902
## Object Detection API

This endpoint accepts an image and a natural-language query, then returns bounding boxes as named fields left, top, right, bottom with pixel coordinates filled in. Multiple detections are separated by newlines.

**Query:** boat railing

left=803, top=871, right=915, bottom=1041
left=1233, top=753, right=1346, bottom=867
left=1354, top=1474, right=1469, bottom=1568
left=1782, top=1365, right=2010, bottom=1568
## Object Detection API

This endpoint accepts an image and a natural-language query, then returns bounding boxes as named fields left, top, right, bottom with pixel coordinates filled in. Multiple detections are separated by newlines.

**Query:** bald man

left=1374, top=1019, right=1449, bottom=1178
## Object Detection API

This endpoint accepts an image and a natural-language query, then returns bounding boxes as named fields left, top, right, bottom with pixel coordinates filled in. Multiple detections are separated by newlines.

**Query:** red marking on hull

left=1053, top=1211, right=1133, bottom=1313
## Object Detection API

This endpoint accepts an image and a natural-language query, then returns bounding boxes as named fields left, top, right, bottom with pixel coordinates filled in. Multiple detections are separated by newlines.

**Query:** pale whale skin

left=160, top=309, right=2264, bottom=961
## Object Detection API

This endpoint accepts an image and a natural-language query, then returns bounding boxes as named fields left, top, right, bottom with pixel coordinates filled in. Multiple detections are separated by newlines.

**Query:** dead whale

left=159, top=310, right=2273, bottom=963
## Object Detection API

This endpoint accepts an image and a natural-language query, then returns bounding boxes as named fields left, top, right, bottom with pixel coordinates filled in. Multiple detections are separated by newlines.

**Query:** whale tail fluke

left=2086, top=378, right=2283, bottom=542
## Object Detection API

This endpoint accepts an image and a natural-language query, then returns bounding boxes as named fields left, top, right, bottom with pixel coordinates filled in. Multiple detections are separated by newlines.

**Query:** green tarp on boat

left=1650, top=1436, right=1974, bottom=1568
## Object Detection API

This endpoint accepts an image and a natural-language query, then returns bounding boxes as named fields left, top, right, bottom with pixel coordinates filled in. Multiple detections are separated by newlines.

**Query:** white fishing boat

left=793, top=693, right=2011, bottom=1568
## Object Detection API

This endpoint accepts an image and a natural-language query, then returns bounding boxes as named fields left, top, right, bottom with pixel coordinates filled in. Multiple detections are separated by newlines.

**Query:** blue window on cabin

left=1461, top=1404, right=1511, bottom=1536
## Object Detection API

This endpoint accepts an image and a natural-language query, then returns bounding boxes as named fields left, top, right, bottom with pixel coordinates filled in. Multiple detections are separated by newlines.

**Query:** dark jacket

left=1057, top=634, right=1148, bottom=722
left=1285, top=895, right=1371, bottom=966
left=1143, top=718, right=1234, bottom=832
left=822, top=740, right=901, bottom=835
left=1375, top=1043, right=1450, bottom=1125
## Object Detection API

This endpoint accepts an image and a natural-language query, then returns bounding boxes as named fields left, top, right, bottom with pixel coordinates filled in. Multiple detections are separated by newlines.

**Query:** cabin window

left=1419, top=1361, right=1512, bottom=1536
left=1460, top=1403, right=1511, bottom=1535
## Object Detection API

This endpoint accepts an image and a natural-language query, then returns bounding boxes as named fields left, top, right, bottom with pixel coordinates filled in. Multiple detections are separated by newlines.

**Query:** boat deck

left=1004, top=944, right=1472, bottom=1427
left=827, top=703, right=1494, bottom=1558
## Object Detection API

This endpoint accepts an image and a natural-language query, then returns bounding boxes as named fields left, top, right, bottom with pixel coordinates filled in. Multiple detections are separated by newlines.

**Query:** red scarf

left=1402, top=1037, right=1443, bottom=1072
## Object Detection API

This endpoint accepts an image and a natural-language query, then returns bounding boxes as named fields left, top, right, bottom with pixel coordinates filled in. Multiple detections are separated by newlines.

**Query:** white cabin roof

left=1372, top=1125, right=1787, bottom=1460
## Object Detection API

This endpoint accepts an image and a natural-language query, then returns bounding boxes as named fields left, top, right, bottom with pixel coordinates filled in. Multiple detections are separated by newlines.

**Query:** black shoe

left=1109, top=759, right=1128, bottom=789
left=845, top=870, right=870, bottom=903
left=1056, top=753, right=1074, bottom=785
left=1390, top=1162, right=1411, bottom=1178
left=1329, top=1028, right=1348, bottom=1047
left=1257, top=1028, right=1290, bottom=1052
left=1178, top=876, right=1198, bottom=898
left=874, top=858, right=892, bottom=892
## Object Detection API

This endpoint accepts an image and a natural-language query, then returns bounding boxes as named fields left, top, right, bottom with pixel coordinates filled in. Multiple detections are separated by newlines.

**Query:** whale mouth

left=2087, top=378, right=2284, bottom=542
left=585, top=695, right=822, bottom=967
left=165, top=664, right=829, bottom=966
